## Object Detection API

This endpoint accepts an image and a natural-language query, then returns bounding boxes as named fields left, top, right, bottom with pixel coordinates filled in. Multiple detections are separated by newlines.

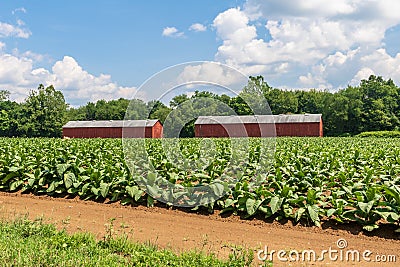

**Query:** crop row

left=0, top=137, right=399, bottom=232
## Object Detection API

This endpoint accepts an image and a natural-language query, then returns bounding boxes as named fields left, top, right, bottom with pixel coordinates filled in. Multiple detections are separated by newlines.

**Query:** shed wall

left=275, top=122, right=321, bottom=137
left=320, top=118, right=323, bottom=137
left=195, top=122, right=322, bottom=137
left=63, top=127, right=122, bottom=138
left=152, top=121, right=163, bottom=138
left=195, top=123, right=275, bottom=137
left=63, top=127, right=156, bottom=138
left=123, top=127, right=151, bottom=138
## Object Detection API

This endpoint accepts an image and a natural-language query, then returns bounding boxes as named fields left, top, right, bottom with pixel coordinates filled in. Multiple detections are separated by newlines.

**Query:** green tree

left=0, top=90, right=11, bottom=135
left=0, top=109, right=10, bottom=136
left=164, top=95, right=234, bottom=138
left=108, top=98, right=130, bottom=120
left=339, top=86, right=364, bottom=134
left=247, top=76, right=272, bottom=95
left=149, top=106, right=171, bottom=124
left=85, top=102, right=96, bottom=120
left=92, top=100, right=108, bottom=120
left=66, top=105, right=87, bottom=121
left=216, top=94, right=231, bottom=106
left=0, top=93, right=20, bottom=136
left=296, top=89, right=325, bottom=114
left=264, top=89, right=298, bottom=114
left=321, top=93, right=349, bottom=136
left=239, top=76, right=272, bottom=115
left=169, top=94, right=189, bottom=109
left=358, top=75, right=399, bottom=131
left=229, top=96, right=253, bottom=115
left=147, top=100, right=171, bottom=124
left=18, top=84, right=68, bottom=137
left=124, top=99, right=148, bottom=120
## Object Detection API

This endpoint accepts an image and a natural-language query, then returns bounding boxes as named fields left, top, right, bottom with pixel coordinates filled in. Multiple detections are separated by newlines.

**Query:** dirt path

left=0, top=192, right=399, bottom=266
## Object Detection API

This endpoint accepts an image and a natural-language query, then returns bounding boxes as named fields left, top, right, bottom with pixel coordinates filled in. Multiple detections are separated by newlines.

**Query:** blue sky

left=1, top=0, right=400, bottom=106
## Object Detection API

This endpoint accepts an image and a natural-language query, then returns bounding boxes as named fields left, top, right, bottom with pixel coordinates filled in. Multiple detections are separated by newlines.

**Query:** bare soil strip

left=0, top=192, right=399, bottom=266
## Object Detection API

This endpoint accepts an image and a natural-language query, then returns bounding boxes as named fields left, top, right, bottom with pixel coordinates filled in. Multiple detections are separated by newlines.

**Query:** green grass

left=0, top=217, right=261, bottom=267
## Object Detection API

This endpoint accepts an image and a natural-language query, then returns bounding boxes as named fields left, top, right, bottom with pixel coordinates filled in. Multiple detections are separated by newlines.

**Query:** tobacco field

left=0, top=137, right=399, bottom=232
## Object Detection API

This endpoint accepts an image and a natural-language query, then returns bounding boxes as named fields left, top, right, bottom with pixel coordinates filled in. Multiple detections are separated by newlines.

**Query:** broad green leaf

left=146, top=185, right=160, bottom=198
left=47, top=181, right=58, bottom=192
left=358, top=201, right=374, bottom=214
left=100, top=182, right=110, bottom=198
left=3, top=172, right=18, bottom=183
left=270, top=196, right=283, bottom=214
left=258, top=206, right=271, bottom=216
left=28, top=178, right=35, bottom=187
left=307, top=189, right=317, bottom=204
left=57, top=164, right=69, bottom=175
left=126, top=185, right=139, bottom=199
left=281, top=186, right=292, bottom=198
left=383, top=186, right=400, bottom=205
left=210, top=183, right=225, bottom=196
left=63, top=172, right=75, bottom=189
left=342, top=210, right=357, bottom=221
left=91, top=187, right=99, bottom=196
left=295, top=207, right=306, bottom=222
left=25, top=173, right=35, bottom=179
left=146, top=173, right=157, bottom=185
left=81, top=183, right=90, bottom=194
left=246, top=198, right=263, bottom=216
left=373, top=211, right=400, bottom=222
left=9, top=166, right=21, bottom=172
left=224, top=198, right=235, bottom=208
left=10, top=180, right=23, bottom=191
left=366, top=187, right=377, bottom=202
left=307, top=205, right=320, bottom=225
left=326, top=208, right=336, bottom=217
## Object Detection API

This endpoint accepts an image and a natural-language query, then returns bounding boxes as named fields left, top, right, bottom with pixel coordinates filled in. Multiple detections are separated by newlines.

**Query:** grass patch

left=0, top=217, right=264, bottom=267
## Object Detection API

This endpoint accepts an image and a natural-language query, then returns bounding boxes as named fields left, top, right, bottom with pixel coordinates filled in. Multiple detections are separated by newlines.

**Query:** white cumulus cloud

left=0, top=53, right=137, bottom=105
left=49, top=56, right=137, bottom=104
left=177, top=62, right=244, bottom=87
left=162, top=27, right=184, bottom=38
left=189, top=23, right=207, bottom=32
left=0, top=21, right=31, bottom=38
left=212, top=0, right=400, bottom=89
left=351, top=67, right=375, bottom=86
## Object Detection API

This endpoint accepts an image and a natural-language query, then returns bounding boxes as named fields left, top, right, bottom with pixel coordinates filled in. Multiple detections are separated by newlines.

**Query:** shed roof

left=63, top=120, right=159, bottom=128
left=195, top=114, right=322, bottom=125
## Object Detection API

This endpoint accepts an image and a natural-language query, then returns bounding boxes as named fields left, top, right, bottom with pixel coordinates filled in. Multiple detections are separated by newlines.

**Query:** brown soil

left=0, top=191, right=399, bottom=267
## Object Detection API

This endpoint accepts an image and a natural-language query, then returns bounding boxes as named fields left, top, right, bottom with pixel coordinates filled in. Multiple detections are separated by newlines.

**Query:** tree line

left=1, top=75, right=399, bottom=137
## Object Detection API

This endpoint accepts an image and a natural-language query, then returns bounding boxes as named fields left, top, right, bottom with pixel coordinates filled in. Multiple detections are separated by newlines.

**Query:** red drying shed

left=194, top=114, right=323, bottom=137
left=62, top=120, right=163, bottom=138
